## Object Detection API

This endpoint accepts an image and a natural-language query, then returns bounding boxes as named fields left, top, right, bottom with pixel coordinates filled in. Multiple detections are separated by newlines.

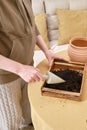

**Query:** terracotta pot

left=68, top=37, right=87, bottom=63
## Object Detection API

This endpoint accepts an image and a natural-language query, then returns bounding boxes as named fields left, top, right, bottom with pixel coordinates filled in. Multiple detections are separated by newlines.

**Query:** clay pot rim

left=69, top=37, right=87, bottom=49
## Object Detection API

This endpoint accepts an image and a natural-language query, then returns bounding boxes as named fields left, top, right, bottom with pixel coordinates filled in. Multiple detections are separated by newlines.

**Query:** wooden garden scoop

left=43, top=71, right=65, bottom=84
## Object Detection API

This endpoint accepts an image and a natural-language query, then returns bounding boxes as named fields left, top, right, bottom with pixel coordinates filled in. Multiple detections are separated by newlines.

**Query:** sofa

left=32, top=0, right=87, bottom=66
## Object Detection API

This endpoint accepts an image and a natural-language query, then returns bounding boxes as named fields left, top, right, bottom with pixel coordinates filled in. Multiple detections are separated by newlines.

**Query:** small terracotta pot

left=68, top=37, right=87, bottom=63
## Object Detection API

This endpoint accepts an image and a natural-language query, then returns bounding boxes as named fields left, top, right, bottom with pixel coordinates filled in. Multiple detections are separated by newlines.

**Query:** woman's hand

left=44, top=50, right=68, bottom=67
left=0, top=54, right=44, bottom=83
left=18, top=65, right=44, bottom=83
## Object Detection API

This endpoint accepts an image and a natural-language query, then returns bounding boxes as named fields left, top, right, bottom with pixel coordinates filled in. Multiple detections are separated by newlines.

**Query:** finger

left=36, top=71, right=44, bottom=81
left=58, top=58, right=69, bottom=62
left=54, top=56, right=69, bottom=62
left=28, top=77, right=33, bottom=83
left=48, top=59, right=53, bottom=67
left=35, top=68, right=41, bottom=72
left=31, top=71, right=44, bottom=82
left=28, top=76, right=38, bottom=82
left=32, top=74, right=41, bottom=82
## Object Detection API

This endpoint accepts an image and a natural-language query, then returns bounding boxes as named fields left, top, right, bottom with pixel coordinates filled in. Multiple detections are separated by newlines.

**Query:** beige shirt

left=0, top=0, right=39, bottom=83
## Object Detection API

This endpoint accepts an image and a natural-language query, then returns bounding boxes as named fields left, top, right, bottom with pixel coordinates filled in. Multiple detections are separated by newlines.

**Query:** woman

left=0, top=0, right=66, bottom=130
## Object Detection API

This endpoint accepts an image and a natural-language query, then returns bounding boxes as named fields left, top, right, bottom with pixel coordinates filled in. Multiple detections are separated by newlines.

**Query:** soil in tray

left=45, top=69, right=83, bottom=93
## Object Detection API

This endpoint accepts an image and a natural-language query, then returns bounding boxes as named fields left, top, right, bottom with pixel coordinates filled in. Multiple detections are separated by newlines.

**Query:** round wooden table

left=28, top=50, right=87, bottom=130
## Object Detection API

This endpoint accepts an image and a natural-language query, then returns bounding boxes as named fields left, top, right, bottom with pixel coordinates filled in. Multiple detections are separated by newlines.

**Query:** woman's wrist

left=44, top=49, right=52, bottom=57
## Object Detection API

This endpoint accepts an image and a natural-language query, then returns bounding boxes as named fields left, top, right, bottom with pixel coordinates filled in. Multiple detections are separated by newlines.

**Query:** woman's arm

left=36, top=35, right=68, bottom=66
left=0, top=54, right=43, bottom=82
left=36, top=34, right=49, bottom=53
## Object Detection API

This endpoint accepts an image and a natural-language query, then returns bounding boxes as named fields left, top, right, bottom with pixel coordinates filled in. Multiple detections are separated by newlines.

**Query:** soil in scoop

left=45, top=69, right=83, bottom=93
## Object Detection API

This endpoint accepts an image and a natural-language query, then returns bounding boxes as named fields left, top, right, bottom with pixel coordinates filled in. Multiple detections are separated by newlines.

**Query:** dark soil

left=45, top=69, right=83, bottom=93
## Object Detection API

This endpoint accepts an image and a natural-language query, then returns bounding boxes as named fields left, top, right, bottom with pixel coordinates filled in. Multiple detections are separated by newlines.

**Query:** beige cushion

left=44, top=0, right=69, bottom=47
left=70, top=0, right=87, bottom=10
left=35, top=13, right=50, bottom=50
left=47, top=15, right=58, bottom=30
left=32, top=0, right=44, bottom=14
left=56, top=9, right=87, bottom=45
left=48, top=30, right=58, bottom=41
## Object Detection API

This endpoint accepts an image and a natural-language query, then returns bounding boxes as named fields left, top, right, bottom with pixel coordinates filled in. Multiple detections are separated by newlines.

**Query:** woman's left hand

left=44, top=50, right=68, bottom=67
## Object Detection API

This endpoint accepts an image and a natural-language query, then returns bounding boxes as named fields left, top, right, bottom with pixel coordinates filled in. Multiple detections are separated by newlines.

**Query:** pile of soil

left=45, top=69, right=83, bottom=93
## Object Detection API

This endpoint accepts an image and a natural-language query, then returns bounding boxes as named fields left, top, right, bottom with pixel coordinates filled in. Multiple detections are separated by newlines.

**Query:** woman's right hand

left=0, top=55, right=44, bottom=83
left=18, top=65, right=44, bottom=83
